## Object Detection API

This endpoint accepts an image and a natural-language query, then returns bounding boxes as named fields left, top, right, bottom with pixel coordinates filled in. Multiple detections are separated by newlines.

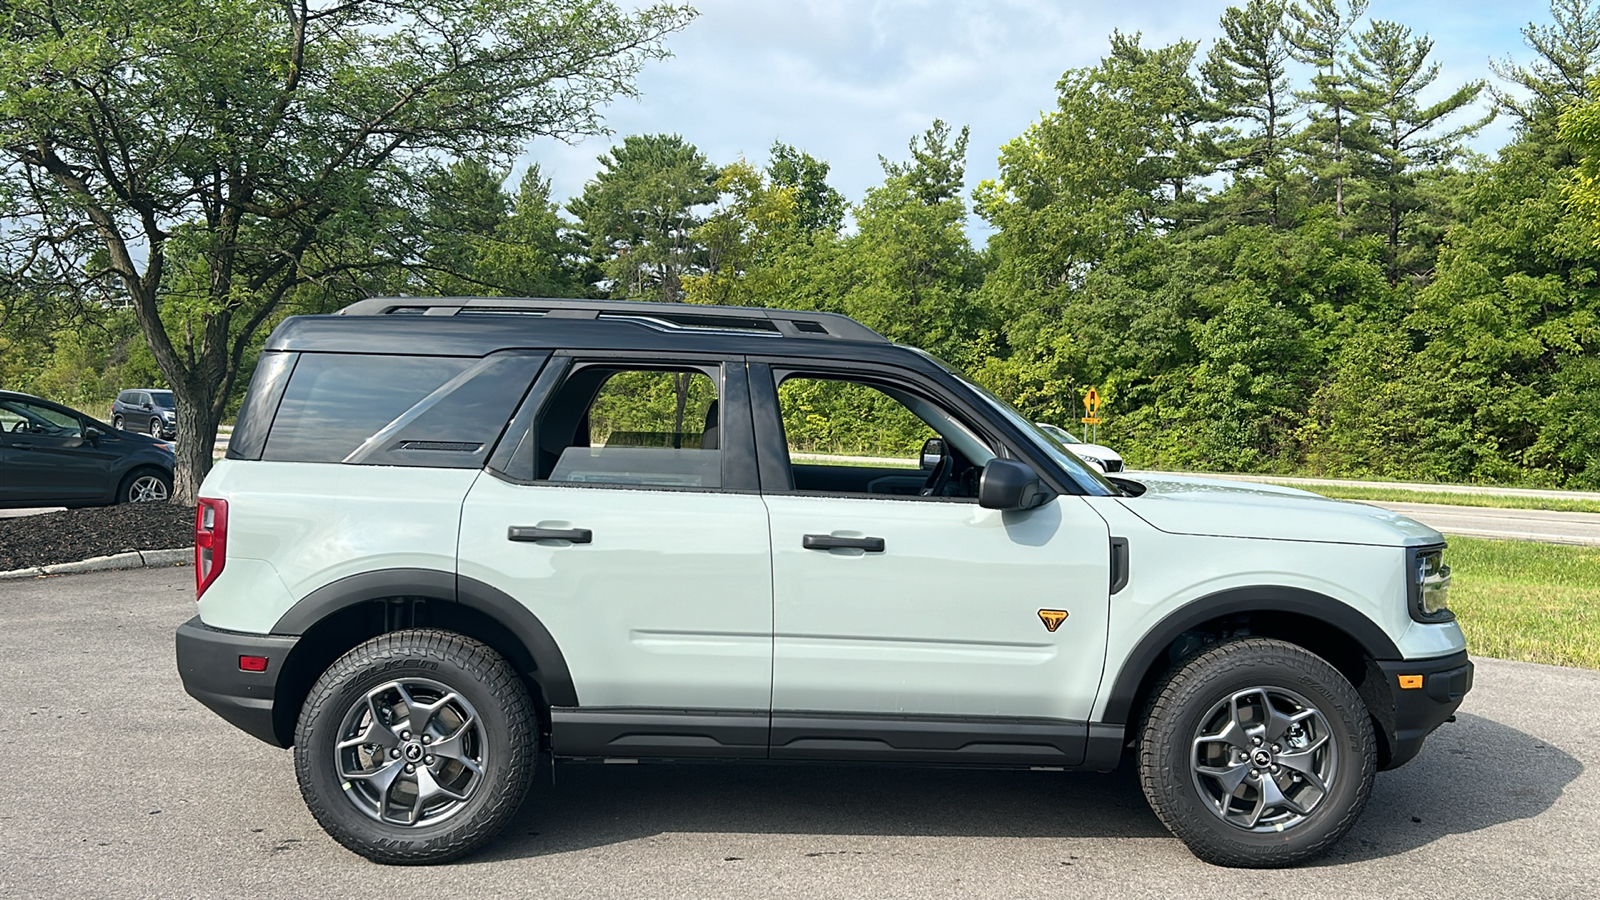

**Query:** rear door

left=458, top=354, right=774, bottom=759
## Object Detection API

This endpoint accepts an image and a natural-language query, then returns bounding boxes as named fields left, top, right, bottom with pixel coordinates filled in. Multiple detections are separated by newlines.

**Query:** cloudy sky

left=516, top=0, right=1545, bottom=230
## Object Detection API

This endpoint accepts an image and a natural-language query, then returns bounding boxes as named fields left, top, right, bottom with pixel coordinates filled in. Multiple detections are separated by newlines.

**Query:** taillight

left=195, top=498, right=228, bottom=598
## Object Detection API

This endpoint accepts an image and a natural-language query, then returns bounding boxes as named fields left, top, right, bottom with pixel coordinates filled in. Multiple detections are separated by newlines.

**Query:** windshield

left=908, top=349, right=1121, bottom=496
left=1036, top=422, right=1082, bottom=445
left=150, top=391, right=175, bottom=409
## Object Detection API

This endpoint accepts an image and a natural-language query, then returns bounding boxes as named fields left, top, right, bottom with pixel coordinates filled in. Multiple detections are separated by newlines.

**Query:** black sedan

left=0, top=391, right=175, bottom=507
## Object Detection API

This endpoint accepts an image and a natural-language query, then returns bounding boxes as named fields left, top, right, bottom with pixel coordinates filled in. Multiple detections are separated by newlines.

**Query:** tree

left=1492, top=0, right=1600, bottom=134
left=1348, top=19, right=1493, bottom=282
left=767, top=142, right=845, bottom=234
left=0, top=0, right=696, bottom=502
left=1201, top=0, right=1297, bottom=225
left=1289, top=0, right=1369, bottom=219
left=976, top=33, right=1206, bottom=344
left=478, top=166, right=595, bottom=298
left=567, top=133, right=719, bottom=302
left=683, top=160, right=797, bottom=306
left=845, top=121, right=988, bottom=360
left=879, top=120, right=971, bottom=206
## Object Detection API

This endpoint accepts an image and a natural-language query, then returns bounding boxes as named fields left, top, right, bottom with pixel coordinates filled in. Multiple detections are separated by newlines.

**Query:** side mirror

left=919, top=437, right=946, bottom=469
left=142, top=402, right=153, bottom=410
left=979, top=458, right=1049, bottom=511
left=84, top=426, right=103, bottom=444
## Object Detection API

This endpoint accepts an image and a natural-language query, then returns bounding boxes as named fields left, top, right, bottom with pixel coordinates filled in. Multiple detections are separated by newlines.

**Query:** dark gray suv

left=112, top=388, right=177, bottom=438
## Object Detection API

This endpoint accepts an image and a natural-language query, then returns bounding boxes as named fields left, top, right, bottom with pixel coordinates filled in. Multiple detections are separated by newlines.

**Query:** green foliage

left=568, top=133, right=719, bottom=301
left=0, top=0, right=694, bottom=499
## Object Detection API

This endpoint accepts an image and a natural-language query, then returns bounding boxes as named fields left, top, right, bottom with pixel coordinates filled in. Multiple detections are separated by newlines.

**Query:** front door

left=0, top=399, right=110, bottom=503
left=458, top=358, right=773, bottom=758
left=754, top=368, right=1112, bottom=764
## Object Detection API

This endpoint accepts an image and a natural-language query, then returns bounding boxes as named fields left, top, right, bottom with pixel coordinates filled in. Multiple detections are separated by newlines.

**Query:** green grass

left=1261, top=482, right=1600, bottom=515
left=1446, top=537, right=1600, bottom=670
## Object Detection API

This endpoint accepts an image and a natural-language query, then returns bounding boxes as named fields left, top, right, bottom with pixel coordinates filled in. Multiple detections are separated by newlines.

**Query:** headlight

left=1409, top=546, right=1453, bottom=623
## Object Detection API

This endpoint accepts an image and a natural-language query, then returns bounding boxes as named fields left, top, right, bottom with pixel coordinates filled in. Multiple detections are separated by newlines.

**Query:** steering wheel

left=920, top=451, right=954, bottom=497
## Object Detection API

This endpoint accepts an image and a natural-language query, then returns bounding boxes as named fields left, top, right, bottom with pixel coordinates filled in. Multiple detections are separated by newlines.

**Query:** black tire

left=118, top=467, right=172, bottom=503
left=1137, top=638, right=1375, bottom=868
left=294, top=629, right=537, bottom=865
left=112, top=415, right=123, bottom=431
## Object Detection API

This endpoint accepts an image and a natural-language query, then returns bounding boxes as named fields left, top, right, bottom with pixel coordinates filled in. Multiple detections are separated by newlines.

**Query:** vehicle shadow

left=478, top=712, right=1578, bottom=864
left=1315, top=711, right=1582, bottom=864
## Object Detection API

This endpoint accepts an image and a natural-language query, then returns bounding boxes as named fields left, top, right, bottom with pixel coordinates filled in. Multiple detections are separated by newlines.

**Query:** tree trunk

left=170, top=377, right=224, bottom=504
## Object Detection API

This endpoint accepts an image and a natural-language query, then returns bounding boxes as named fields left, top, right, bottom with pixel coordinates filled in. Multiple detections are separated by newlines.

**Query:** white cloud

left=516, top=0, right=1547, bottom=229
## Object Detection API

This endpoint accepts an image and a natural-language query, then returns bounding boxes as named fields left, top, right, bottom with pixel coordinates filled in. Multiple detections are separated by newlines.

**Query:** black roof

left=265, top=297, right=934, bottom=370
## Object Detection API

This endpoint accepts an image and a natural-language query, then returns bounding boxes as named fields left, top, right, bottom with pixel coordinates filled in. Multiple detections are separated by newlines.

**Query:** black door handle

left=508, top=526, right=592, bottom=544
left=803, top=534, right=885, bottom=553
left=12, top=442, right=32, bottom=450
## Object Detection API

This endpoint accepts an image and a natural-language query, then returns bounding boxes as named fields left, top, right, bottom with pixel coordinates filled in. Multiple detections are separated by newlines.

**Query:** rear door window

left=533, top=366, right=723, bottom=489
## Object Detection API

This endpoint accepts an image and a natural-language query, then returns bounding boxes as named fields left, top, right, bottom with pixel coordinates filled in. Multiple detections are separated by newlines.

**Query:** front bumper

left=175, top=616, right=298, bottom=747
left=1372, top=651, right=1473, bottom=769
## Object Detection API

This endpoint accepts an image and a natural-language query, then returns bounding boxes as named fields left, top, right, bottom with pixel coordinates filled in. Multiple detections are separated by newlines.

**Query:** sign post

left=1080, top=387, right=1102, bottom=444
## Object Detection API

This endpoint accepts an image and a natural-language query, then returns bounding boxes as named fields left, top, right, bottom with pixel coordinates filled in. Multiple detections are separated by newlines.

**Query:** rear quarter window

left=258, top=351, right=545, bottom=467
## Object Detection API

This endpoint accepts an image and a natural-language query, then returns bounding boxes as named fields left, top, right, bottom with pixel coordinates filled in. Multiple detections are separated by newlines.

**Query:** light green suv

left=177, top=297, right=1472, bottom=868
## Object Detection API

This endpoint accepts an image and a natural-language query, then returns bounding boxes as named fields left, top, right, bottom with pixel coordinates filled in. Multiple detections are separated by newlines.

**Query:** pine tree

left=1289, top=0, right=1369, bottom=220
left=1348, top=20, right=1493, bottom=282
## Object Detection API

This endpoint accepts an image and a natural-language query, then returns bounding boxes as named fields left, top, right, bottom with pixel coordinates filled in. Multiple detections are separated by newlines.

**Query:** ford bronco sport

left=176, top=297, right=1471, bottom=867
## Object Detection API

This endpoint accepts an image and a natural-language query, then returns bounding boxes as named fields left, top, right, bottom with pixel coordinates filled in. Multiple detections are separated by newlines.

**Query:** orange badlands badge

left=1038, top=609, right=1068, bottom=632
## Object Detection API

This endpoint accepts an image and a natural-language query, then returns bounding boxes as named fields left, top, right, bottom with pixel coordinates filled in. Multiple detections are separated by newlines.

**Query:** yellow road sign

left=1083, top=387, right=1101, bottom=416
left=1080, top=417, right=1102, bottom=425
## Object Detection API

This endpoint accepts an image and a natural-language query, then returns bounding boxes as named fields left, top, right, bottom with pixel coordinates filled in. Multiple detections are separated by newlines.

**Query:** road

left=1174, top=472, right=1600, bottom=502
left=1, top=567, right=1596, bottom=899
left=1366, top=501, right=1600, bottom=547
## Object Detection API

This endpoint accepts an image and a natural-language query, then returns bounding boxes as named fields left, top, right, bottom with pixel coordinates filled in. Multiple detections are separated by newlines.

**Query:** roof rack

left=335, top=297, right=889, bottom=343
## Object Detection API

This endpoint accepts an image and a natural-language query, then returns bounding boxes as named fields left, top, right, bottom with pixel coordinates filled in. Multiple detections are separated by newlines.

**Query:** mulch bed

left=0, top=502, right=194, bottom=571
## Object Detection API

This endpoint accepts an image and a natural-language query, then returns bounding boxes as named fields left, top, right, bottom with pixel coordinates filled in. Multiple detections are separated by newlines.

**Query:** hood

left=1069, top=443, right=1121, bottom=462
left=1112, top=472, right=1443, bottom=547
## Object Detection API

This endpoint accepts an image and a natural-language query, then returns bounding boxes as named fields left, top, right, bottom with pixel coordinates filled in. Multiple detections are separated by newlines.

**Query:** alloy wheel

left=1190, top=686, right=1337, bottom=832
left=334, top=678, right=487, bottom=827
left=127, top=474, right=169, bottom=502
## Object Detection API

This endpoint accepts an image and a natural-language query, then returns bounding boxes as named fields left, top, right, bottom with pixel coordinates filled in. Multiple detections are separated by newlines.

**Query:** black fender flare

left=271, top=567, right=578, bottom=708
left=1099, top=586, right=1401, bottom=726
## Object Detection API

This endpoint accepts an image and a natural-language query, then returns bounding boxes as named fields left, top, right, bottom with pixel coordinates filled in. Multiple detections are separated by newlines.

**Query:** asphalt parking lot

left=2, top=567, right=1596, bottom=899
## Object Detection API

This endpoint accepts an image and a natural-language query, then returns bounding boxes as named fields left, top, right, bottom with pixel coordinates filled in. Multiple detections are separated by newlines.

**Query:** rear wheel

left=294, top=629, right=537, bottom=864
left=112, top=415, right=123, bottom=431
left=1137, top=638, right=1375, bottom=867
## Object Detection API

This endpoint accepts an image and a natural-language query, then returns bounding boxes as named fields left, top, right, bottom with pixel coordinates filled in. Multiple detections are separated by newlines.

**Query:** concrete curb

left=0, top=547, right=189, bottom=580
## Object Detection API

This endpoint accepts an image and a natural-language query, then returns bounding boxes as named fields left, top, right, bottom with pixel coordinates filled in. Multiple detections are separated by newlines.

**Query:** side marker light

left=239, top=655, right=269, bottom=672
left=1398, top=675, right=1423, bottom=690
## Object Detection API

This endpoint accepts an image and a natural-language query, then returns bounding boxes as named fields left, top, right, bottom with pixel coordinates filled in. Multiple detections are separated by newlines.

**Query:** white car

left=176, top=297, right=1470, bottom=868
left=1037, top=421, right=1123, bottom=473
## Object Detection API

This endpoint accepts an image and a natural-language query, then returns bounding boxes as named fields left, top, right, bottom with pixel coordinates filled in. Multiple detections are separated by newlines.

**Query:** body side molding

left=269, top=567, right=578, bottom=708
left=1099, top=585, right=1403, bottom=726
left=551, top=707, right=769, bottom=758
left=272, top=567, right=456, bottom=634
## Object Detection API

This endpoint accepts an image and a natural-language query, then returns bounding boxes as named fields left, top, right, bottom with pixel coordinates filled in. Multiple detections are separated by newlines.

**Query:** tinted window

left=150, top=391, right=175, bottom=409
left=263, top=354, right=473, bottom=463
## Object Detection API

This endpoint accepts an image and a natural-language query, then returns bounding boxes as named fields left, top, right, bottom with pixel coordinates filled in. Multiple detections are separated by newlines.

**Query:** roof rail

left=336, top=297, right=889, bottom=343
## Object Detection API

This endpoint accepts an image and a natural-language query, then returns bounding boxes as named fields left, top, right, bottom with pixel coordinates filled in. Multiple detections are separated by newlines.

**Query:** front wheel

left=1138, top=638, right=1375, bottom=867
left=294, top=630, right=537, bottom=864
left=119, top=469, right=171, bottom=503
